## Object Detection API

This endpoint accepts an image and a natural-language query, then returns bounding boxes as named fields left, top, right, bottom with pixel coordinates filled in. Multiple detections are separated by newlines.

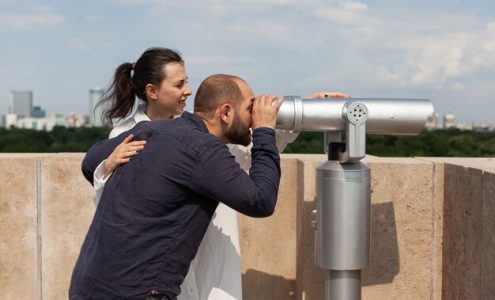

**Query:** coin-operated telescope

left=276, top=97, right=434, bottom=300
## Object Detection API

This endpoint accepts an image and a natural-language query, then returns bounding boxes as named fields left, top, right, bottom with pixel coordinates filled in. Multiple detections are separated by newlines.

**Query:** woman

left=93, top=47, right=348, bottom=300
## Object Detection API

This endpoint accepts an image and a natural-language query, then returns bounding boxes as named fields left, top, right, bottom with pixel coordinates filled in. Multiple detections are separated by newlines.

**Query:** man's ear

left=218, top=103, right=233, bottom=124
left=145, top=84, right=159, bottom=100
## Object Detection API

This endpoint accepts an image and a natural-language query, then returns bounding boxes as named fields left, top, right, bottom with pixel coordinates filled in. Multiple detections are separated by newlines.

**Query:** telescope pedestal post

left=325, top=270, right=361, bottom=300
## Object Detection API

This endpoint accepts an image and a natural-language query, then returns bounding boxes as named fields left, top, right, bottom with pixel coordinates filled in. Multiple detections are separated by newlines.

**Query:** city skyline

left=4, top=88, right=493, bottom=132
left=1, top=1, right=495, bottom=123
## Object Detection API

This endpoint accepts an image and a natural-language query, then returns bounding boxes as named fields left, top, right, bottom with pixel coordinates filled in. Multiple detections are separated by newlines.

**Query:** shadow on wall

left=362, top=201, right=400, bottom=286
left=441, top=165, right=486, bottom=300
left=242, top=269, right=296, bottom=300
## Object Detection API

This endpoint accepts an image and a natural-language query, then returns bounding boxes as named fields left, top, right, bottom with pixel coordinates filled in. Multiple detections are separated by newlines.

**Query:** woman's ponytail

left=97, top=62, right=135, bottom=126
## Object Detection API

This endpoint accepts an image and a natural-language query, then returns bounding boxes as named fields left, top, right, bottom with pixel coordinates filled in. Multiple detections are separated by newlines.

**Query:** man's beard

left=225, top=116, right=252, bottom=146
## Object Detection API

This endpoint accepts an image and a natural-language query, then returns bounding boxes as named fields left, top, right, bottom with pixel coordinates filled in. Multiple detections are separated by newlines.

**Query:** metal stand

left=312, top=102, right=371, bottom=300
left=276, top=96, right=433, bottom=299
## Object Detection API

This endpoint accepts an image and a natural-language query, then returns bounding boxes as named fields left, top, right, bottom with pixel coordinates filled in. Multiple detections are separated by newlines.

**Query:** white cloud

left=0, top=12, right=64, bottom=30
left=110, top=0, right=297, bottom=6
left=451, top=82, right=465, bottom=92
left=187, top=55, right=255, bottom=68
left=230, top=21, right=293, bottom=41
left=66, top=38, right=119, bottom=50
left=340, top=1, right=367, bottom=12
left=306, top=6, right=495, bottom=87
left=107, top=0, right=495, bottom=91
left=312, top=1, right=368, bottom=24
left=84, top=14, right=105, bottom=22
left=0, top=3, right=64, bottom=30
left=0, top=0, right=17, bottom=5
left=390, top=21, right=495, bottom=85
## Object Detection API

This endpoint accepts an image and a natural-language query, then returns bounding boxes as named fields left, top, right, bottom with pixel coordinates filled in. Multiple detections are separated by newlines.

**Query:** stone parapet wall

left=0, top=154, right=494, bottom=299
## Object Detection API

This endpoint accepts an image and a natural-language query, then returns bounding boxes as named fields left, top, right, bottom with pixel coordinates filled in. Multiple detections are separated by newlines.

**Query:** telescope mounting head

left=326, top=101, right=368, bottom=163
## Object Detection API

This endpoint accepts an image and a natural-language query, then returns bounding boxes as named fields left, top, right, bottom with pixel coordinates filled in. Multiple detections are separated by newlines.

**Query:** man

left=70, top=74, right=283, bottom=300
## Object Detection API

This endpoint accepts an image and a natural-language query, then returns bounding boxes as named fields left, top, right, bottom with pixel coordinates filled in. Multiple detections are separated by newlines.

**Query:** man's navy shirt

left=69, top=112, right=281, bottom=300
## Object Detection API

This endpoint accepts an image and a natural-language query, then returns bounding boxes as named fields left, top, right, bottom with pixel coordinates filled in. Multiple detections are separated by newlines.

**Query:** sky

left=1, top=0, right=494, bottom=124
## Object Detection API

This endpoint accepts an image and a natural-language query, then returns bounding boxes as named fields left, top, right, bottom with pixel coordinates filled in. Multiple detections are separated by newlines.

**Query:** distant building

left=425, top=112, right=443, bottom=130
left=455, top=123, right=473, bottom=131
left=10, top=90, right=33, bottom=118
left=32, top=106, right=46, bottom=118
left=5, top=114, right=17, bottom=128
left=17, top=117, right=41, bottom=130
left=473, top=123, right=491, bottom=132
left=65, top=113, right=86, bottom=128
left=89, top=88, right=105, bottom=127
left=16, top=114, right=65, bottom=131
left=443, top=114, right=456, bottom=129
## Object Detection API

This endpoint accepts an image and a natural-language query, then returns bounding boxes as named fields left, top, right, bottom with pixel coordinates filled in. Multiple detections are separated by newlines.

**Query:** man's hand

left=251, top=94, right=284, bottom=130
left=305, top=91, right=350, bottom=99
left=103, top=134, right=146, bottom=177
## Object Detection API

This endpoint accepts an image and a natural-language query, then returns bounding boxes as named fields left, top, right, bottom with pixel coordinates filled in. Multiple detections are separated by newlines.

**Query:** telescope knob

left=311, top=209, right=318, bottom=229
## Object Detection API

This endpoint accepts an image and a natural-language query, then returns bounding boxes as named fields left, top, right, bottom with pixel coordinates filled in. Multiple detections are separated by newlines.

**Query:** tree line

left=0, top=126, right=110, bottom=152
left=283, top=129, right=495, bottom=157
left=1, top=126, right=494, bottom=157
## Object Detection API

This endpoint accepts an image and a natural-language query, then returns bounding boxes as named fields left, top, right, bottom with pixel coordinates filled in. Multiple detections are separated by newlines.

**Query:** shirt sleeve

left=190, top=128, right=281, bottom=218
left=93, top=160, right=112, bottom=206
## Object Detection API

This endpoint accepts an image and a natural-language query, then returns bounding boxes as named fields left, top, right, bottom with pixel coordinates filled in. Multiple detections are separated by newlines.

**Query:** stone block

left=482, top=171, right=495, bottom=299
left=294, top=158, right=325, bottom=300
left=432, top=162, right=444, bottom=300
left=441, top=164, right=483, bottom=300
left=363, top=159, right=434, bottom=299
left=0, top=156, right=38, bottom=299
left=40, top=154, right=95, bottom=300
left=239, top=158, right=299, bottom=300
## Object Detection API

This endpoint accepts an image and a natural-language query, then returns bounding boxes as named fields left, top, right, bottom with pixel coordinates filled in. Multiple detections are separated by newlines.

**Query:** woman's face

left=148, top=62, right=192, bottom=117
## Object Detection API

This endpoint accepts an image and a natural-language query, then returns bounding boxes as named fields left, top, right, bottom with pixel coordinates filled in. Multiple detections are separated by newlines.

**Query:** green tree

left=283, top=129, right=495, bottom=157
left=1, top=127, right=494, bottom=157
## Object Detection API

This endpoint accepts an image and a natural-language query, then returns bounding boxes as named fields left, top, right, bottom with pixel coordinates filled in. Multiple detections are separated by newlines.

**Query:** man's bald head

left=193, top=74, right=247, bottom=117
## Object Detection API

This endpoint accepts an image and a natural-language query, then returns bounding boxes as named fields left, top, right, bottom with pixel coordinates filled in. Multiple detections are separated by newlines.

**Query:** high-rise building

left=9, top=90, right=33, bottom=118
left=32, top=106, right=46, bottom=118
left=89, top=88, right=105, bottom=127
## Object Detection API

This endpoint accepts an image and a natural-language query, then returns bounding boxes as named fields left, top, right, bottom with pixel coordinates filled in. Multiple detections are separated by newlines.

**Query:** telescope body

left=276, top=97, right=434, bottom=135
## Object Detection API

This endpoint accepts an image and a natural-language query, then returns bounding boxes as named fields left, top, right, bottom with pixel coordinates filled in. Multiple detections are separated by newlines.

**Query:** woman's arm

left=91, top=134, right=146, bottom=205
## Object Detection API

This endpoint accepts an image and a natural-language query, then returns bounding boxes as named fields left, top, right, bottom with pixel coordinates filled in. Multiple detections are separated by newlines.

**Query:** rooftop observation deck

left=1, top=154, right=494, bottom=299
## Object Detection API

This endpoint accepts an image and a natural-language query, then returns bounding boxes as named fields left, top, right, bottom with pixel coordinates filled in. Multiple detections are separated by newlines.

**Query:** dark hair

left=97, top=47, right=184, bottom=126
left=194, top=74, right=245, bottom=116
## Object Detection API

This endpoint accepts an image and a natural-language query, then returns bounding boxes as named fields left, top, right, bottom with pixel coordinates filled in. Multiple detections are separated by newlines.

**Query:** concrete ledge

left=0, top=154, right=494, bottom=299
